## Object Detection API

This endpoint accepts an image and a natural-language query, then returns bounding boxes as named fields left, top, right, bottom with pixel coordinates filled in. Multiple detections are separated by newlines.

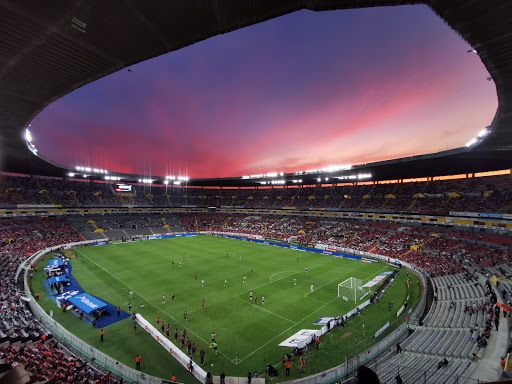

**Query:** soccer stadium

left=1, top=1, right=512, bottom=384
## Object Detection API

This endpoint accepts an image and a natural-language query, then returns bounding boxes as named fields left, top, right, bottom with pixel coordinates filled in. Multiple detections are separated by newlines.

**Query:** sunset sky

left=32, top=4, right=497, bottom=179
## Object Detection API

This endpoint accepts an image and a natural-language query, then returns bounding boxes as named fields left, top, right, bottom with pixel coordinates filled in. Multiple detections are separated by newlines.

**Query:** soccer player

left=157, top=317, right=160, bottom=328
left=212, top=332, right=216, bottom=342
left=243, top=276, right=246, bottom=283
left=201, top=299, right=205, bottom=309
left=294, top=278, right=296, bottom=286
left=202, top=279, right=204, bottom=287
left=255, top=296, right=257, bottom=305
left=239, top=255, right=241, bottom=261
left=179, top=262, right=182, bottom=268
left=224, top=279, right=227, bottom=287
left=311, top=284, right=314, bottom=293
left=161, top=322, right=165, bottom=333
left=171, top=293, right=175, bottom=302
left=250, top=291, right=253, bottom=300
left=162, top=295, right=166, bottom=304
left=136, top=355, right=141, bottom=370
left=195, top=273, right=197, bottom=280
left=130, top=290, right=133, bottom=299
left=117, top=306, right=121, bottom=317
left=128, top=301, right=132, bottom=311
left=175, top=328, right=178, bottom=342
left=172, top=261, right=174, bottom=267
left=262, top=296, right=265, bottom=306
left=166, top=325, right=170, bottom=338
left=297, top=257, right=299, bottom=262
left=211, top=341, right=218, bottom=357
left=305, top=267, right=308, bottom=273
left=184, top=311, right=188, bottom=322
left=100, top=329, right=104, bottom=342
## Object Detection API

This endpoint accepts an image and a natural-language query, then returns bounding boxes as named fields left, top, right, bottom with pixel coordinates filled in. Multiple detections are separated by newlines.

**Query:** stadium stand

left=1, top=208, right=511, bottom=383
left=2, top=173, right=512, bottom=214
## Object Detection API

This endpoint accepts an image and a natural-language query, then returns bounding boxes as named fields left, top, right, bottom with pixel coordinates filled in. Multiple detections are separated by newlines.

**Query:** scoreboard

left=115, top=183, right=132, bottom=192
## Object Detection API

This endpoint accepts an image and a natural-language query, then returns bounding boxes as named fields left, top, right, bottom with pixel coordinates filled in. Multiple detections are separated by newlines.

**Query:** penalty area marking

left=270, top=271, right=295, bottom=283
left=233, top=296, right=295, bottom=323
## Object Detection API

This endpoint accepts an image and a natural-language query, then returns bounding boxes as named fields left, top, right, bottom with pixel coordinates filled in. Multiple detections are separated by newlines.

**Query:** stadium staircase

left=407, top=199, right=418, bottom=210
left=94, top=193, right=104, bottom=205
left=70, top=191, right=81, bottom=207
left=368, top=243, right=380, bottom=253
left=0, top=176, right=27, bottom=204
left=88, top=220, right=108, bottom=239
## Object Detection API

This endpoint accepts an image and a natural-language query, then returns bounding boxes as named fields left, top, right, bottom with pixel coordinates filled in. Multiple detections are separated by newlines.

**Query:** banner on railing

left=135, top=314, right=206, bottom=382
left=374, top=322, right=389, bottom=338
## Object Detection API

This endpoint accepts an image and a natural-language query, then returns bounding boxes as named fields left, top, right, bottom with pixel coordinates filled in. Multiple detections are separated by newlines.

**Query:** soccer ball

left=211, top=364, right=213, bottom=366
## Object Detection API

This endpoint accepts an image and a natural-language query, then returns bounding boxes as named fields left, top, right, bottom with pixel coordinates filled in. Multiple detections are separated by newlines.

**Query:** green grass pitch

left=32, top=235, right=419, bottom=383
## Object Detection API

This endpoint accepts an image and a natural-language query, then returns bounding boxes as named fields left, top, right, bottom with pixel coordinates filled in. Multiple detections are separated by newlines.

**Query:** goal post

left=338, top=277, right=363, bottom=304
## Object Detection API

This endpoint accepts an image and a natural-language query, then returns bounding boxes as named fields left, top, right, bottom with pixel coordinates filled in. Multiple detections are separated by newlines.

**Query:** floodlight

left=85, top=167, right=91, bottom=172
left=466, top=138, right=478, bottom=147
left=68, top=172, right=75, bottom=177
left=24, top=129, right=33, bottom=143
left=478, top=128, right=489, bottom=137
left=164, top=180, right=169, bottom=185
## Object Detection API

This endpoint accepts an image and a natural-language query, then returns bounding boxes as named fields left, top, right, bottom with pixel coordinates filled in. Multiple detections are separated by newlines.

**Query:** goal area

left=338, top=277, right=366, bottom=303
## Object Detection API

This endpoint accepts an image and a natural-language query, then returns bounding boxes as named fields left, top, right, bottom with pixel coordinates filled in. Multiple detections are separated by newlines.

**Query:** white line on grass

left=269, top=271, right=294, bottom=282
left=76, top=249, right=236, bottom=364
left=238, top=260, right=360, bottom=299
left=97, top=288, right=126, bottom=296
left=233, top=296, right=295, bottom=323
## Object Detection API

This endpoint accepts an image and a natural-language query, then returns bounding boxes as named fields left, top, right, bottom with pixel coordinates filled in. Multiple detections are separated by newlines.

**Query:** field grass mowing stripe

left=76, top=249, right=237, bottom=364
left=232, top=296, right=295, bottom=323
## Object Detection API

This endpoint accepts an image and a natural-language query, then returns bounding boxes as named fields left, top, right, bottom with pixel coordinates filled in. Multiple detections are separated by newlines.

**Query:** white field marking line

left=303, top=265, right=390, bottom=298
left=269, top=271, right=295, bottom=283
left=76, top=249, right=236, bottom=364
left=97, top=288, right=125, bottom=296
left=238, top=294, right=341, bottom=363
left=306, top=296, right=329, bottom=305
left=304, top=275, right=347, bottom=298
left=233, top=296, right=295, bottom=323
left=237, top=260, right=362, bottom=299
left=235, top=260, right=343, bottom=299
left=238, top=264, right=393, bottom=363
left=226, top=251, right=236, bottom=259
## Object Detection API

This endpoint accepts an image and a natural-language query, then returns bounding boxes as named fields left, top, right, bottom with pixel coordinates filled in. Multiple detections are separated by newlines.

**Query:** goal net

left=338, top=277, right=363, bottom=303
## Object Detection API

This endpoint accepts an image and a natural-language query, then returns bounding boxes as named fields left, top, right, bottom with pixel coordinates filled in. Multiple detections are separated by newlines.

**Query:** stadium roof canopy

left=1, top=0, right=512, bottom=187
